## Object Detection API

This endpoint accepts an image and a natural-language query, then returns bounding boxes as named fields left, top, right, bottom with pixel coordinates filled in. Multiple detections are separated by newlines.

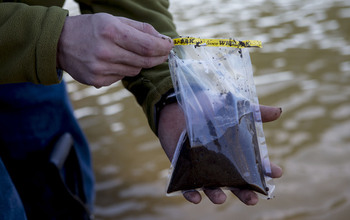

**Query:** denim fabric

left=0, top=158, right=27, bottom=220
left=0, top=81, right=95, bottom=219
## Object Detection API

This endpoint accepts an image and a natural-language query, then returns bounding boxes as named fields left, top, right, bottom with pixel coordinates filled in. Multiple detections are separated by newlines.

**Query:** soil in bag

left=167, top=111, right=268, bottom=195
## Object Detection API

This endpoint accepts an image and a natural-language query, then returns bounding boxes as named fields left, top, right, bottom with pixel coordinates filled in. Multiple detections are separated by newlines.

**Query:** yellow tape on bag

left=173, top=37, right=262, bottom=48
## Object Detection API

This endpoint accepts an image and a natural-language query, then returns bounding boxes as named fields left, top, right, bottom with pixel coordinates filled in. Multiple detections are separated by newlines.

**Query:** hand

left=57, top=13, right=174, bottom=87
left=158, top=103, right=283, bottom=205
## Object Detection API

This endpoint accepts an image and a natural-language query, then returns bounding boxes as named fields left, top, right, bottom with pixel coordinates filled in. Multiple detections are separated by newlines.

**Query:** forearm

left=0, top=3, right=68, bottom=85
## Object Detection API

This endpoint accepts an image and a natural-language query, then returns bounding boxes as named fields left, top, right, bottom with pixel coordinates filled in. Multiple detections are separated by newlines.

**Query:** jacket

left=0, top=0, right=178, bottom=134
left=0, top=1, right=178, bottom=218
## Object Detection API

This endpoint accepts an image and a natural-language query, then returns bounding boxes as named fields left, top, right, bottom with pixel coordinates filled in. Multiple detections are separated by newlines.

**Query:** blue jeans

left=0, top=158, right=27, bottom=220
left=0, top=82, right=95, bottom=219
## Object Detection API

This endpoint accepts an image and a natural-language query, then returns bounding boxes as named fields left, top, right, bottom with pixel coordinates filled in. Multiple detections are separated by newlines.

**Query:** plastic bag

left=166, top=37, right=274, bottom=198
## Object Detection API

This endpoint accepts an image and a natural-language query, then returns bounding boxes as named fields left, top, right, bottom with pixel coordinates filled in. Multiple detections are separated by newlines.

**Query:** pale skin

left=56, top=13, right=283, bottom=205
left=57, top=13, right=174, bottom=88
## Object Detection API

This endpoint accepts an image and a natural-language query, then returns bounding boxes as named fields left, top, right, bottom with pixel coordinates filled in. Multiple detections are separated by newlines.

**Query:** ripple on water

left=61, top=0, right=350, bottom=219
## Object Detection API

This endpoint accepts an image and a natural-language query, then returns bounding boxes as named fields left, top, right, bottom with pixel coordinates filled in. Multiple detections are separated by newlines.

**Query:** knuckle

left=141, top=40, right=157, bottom=57
left=142, top=58, right=154, bottom=68
left=95, top=47, right=113, bottom=61
left=143, top=58, right=152, bottom=68
left=141, top=22, right=155, bottom=33
left=100, top=22, right=115, bottom=39
left=124, top=67, right=141, bottom=76
left=116, top=31, right=129, bottom=42
left=91, top=76, right=105, bottom=88
left=88, top=63, right=103, bottom=76
left=140, top=44, right=154, bottom=57
left=131, top=67, right=142, bottom=75
left=94, top=82, right=104, bottom=88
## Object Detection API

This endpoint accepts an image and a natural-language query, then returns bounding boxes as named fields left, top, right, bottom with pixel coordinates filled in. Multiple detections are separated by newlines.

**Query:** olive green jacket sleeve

left=0, top=2, right=68, bottom=84
left=77, top=0, right=179, bottom=135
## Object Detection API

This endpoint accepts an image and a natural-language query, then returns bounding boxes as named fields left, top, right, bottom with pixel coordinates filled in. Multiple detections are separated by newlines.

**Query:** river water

left=64, top=0, right=350, bottom=219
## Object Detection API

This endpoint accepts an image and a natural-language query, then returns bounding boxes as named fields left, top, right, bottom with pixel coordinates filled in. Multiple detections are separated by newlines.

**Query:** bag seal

left=173, top=37, right=262, bottom=48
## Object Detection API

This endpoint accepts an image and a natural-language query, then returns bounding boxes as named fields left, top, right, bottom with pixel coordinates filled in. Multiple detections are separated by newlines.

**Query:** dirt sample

left=167, top=112, right=268, bottom=195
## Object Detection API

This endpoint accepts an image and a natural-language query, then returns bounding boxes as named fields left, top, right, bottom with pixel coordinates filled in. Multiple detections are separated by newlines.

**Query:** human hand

left=57, top=13, right=173, bottom=87
left=158, top=103, right=283, bottom=205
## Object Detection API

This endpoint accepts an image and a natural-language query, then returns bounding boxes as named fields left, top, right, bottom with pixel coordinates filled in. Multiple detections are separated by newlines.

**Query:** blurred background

left=64, top=0, right=350, bottom=219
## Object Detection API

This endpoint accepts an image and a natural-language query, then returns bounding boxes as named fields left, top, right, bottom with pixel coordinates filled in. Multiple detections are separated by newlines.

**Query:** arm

left=0, top=2, right=173, bottom=87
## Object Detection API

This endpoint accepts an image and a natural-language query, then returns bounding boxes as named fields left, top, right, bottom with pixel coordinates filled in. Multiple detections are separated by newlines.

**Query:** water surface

left=64, top=0, right=350, bottom=219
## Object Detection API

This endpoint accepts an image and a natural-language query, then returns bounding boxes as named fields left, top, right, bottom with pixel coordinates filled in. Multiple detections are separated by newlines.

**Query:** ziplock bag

left=166, top=37, right=274, bottom=198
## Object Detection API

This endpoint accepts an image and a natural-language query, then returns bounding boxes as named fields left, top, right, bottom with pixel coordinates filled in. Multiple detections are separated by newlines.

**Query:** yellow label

left=173, top=37, right=262, bottom=48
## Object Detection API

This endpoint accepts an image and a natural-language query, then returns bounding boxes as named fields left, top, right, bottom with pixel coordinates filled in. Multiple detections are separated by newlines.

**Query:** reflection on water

left=64, top=0, right=350, bottom=219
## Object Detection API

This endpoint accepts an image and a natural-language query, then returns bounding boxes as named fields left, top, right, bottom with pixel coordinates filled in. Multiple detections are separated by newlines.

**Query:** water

left=64, top=0, right=350, bottom=219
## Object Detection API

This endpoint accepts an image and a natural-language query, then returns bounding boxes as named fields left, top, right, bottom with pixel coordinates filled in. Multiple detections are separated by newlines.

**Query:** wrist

left=155, top=89, right=177, bottom=134
left=158, top=102, right=185, bottom=160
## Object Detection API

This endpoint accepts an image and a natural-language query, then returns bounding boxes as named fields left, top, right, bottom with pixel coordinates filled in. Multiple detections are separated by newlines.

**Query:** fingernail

left=159, top=33, right=169, bottom=39
left=158, top=34, right=173, bottom=43
left=183, top=190, right=201, bottom=204
left=245, top=195, right=252, bottom=204
left=245, top=194, right=257, bottom=205
left=218, top=192, right=227, bottom=203
left=248, top=194, right=259, bottom=205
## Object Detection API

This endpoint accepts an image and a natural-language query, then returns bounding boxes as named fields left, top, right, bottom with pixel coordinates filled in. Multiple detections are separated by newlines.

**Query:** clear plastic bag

left=166, top=37, right=274, bottom=198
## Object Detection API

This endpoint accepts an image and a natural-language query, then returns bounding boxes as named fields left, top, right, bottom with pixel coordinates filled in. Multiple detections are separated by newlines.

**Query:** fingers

left=183, top=188, right=256, bottom=205
left=118, top=17, right=168, bottom=39
left=231, top=189, right=259, bottom=206
left=203, top=188, right=227, bottom=204
left=181, top=163, right=283, bottom=206
left=182, top=190, right=202, bottom=204
left=107, top=45, right=169, bottom=68
left=90, top=61, right=142, bottom=77
left=112, top=18, right=174, bottom=57
left=269, top=162, right=283, bottom=178
left=260, top=105, right=282, bottom=123
left=83, top=63, right=141, bottom=87
left=92, top=75, right=124, bottom=88
left=86, top=73, right=124, bottom=88
left=59, top=13, right=173, bottom=87
left=231, top=163, right=282, bottom=206
left=182, top=188, right=227, bottom=205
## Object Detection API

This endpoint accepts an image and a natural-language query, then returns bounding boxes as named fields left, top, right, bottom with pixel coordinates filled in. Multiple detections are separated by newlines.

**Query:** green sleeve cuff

left=36, top=6, right=68, bottom=84
left=122, top=63, right=174, bottom=135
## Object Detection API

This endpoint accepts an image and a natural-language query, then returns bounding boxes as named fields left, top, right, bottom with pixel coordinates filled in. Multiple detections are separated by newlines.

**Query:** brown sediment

left=167, top=112, right=268, bottom=195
